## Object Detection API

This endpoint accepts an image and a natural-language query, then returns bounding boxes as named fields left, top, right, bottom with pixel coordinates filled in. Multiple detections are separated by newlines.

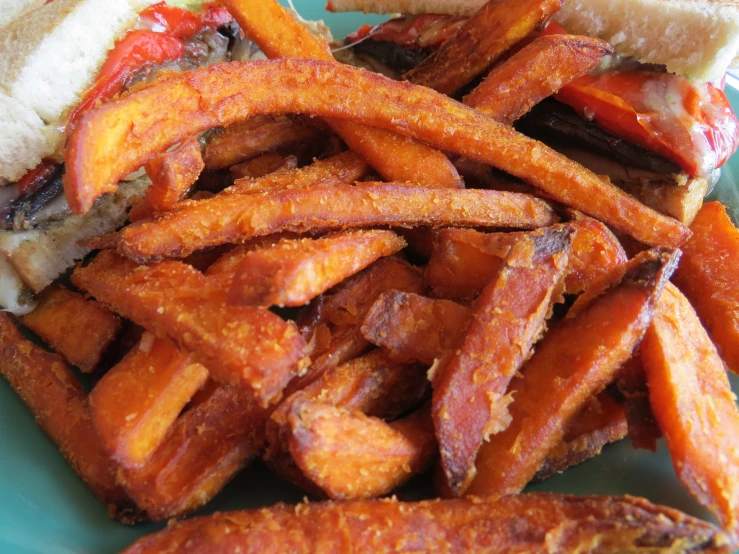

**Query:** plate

left=1, top=3, right=738, bottom=553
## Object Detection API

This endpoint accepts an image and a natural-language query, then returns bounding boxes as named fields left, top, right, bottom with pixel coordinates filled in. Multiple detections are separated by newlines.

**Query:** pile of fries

left=2, top=0, right=739, bottom=551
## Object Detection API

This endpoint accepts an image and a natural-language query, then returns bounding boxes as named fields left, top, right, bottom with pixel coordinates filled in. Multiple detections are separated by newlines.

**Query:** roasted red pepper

left=139, top=2, right=203, bottom=38
left=16, top=160, right=59, bottom=196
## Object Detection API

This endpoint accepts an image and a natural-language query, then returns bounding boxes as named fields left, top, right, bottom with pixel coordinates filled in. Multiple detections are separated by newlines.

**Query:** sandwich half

left=0, top=0, right=261, bottom=313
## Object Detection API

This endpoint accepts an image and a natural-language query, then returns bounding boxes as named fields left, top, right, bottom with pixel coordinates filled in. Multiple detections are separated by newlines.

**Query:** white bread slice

left=327, top=0, right=739, bottom=82
left=0, top=0, right=140, bottom=124
left=0, top=0, right=46, bottom=30
left=0, top=92, right=60, bottom=183
left=0, top=176, right=149, bottom=313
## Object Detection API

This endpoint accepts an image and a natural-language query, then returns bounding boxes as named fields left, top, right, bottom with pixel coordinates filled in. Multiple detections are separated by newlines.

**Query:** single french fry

left=292, top=257, right=424, bottom=394
left=228, top=230, right=406, bottom=307
left=230, top=151, right=369, bottom=194
left=221, top=0, right=462, bottom=190
left=534, top=392, right=628, bottom=482
left=641, top=283, right=739, bottom=544
left=144, top=136, right=203, bottom=211
left=114, top=184, right=555, bottom=262
left=120, top=494, right=730, bottom=554
left=289, top=402, right=437, bottom=500
left=89, top=333, right=209, bottom=468
left=0, top=313, right=139, bottom=521
left=71, top=251, right=308, bottom=406
left=465, top=248, right=678, bottom=497
left=119, top=385, right=267, bottom=520
left=464, top=34, right=611, bottom=124
left=404, top=0, right=562, bottom=95
left=672, top=201, right=739, bottom=374
left=361, top=291, right=472, bottom=364
left=434, top=226, right=571, bottom=494
left=64, top=60, right=688, bottom=249
left=21, top=284, right=121, bottom=373
left=203, top=115, right=321, bottom=170
left=426, top=218, right=626, bottom=299
left=564, top=212, right=629, bottom=294
left=264, top=350, right=429, bottom=493
left=230, top=153, right=297, bottom=180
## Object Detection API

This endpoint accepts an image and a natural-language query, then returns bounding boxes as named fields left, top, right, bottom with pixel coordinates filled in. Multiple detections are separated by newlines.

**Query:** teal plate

left=2, top=3, right=739, bottom=553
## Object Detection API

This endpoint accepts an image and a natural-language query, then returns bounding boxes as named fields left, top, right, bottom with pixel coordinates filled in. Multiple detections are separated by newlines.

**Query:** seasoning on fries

left=120, top=494, right=730, bottom=554
left=72, top=250, right=308, bottom=406
left=466, top=248, right=678, bottom=497
left=228, top=230, right=406, bottom=307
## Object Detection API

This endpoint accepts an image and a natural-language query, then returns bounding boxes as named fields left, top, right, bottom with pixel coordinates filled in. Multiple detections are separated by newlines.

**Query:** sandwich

left=332, top=0, right=739, bottom=227
left=0, top=0, right=267, bottom=314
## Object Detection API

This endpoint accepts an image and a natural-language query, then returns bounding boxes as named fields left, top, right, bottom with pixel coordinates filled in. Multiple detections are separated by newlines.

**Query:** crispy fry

left=228, top=230, right=407, bottom=307
left=425, top=218, right=626, bottom=299
left=112, top=184, right=555, bottom=262
left=119, top=385, right=267, bottom=520
left=434, top=227, right=571, bottom=494
left=221, top=0, right=462, bottom=190
left=534, top=392, right=628, bottom=482
left=21, top=284, right=121, bottom=372
left=264, top=350, right=429, bottom=493
left=121, top=494, right=730, bottom=554
left=361, top=291, right=472, bottom=364
left=289, top=402, right=436, bottom=500
left=673, top=201, right=739, bottom=374
left=71, top=251, right=308, bottom=406
left=145, top=136, right=203, bottom=211
left=641, top=283, right=739, bottom=544
left=203, top=115, right=320, bottom=170
left=230, top=153, right=298, bottom=180
left=465, top=248, right=678, bottom=497
left=564, top=212, right=629, bottom=294
left=89, top=334, right=209, bottom=468
left=464, top=35, right=612, bottom=123
left=0, top=313, right=138, bottom=521
left=404, top=0, right=563, bottom=95
left=64, top=59, right=688, bottom=249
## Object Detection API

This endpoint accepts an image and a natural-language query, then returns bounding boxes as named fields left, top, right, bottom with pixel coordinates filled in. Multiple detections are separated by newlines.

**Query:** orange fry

left=465, top=34, right=612, bottom=124
left=21, top=284, right=121, bottom=373
left=71, top=251, right=308, bottom=406
left=404, top=0, right=563, bottom=95
left=361, top=291, right=472, bottom=365
left=641, top=283, right=739, bottom=544
left=465, top=248, right=678, bottom=497
left=89, top=334, right=209, bottom=468
left=534, top=392, right=628, bottom=481
left=289, top=402, right=436, bottom=500
left=264, top=351, right=429, bottom=492
left=203, top=115, right=320, bottom=170
left=672, top=201, right=739, bottom=374
left=64, top=59, right=688, bottom=248
left=119, top=385, right=267, bottom=520
left=144, top=136, right=203, bottom=211
left=230, top=153, right=297, bottom=180
left=221, top=0, right=461, bottom=189
left=434, top=226, right=570, bottom=494
left=0, top=314, right=138, bottom=521
left=111, top=184, right=554, bottom=262
left=228, top=230, right=406, bottom=307
left=231, top=151, right=369, bottom=193
left=121, top=494, right=730, bottom=554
